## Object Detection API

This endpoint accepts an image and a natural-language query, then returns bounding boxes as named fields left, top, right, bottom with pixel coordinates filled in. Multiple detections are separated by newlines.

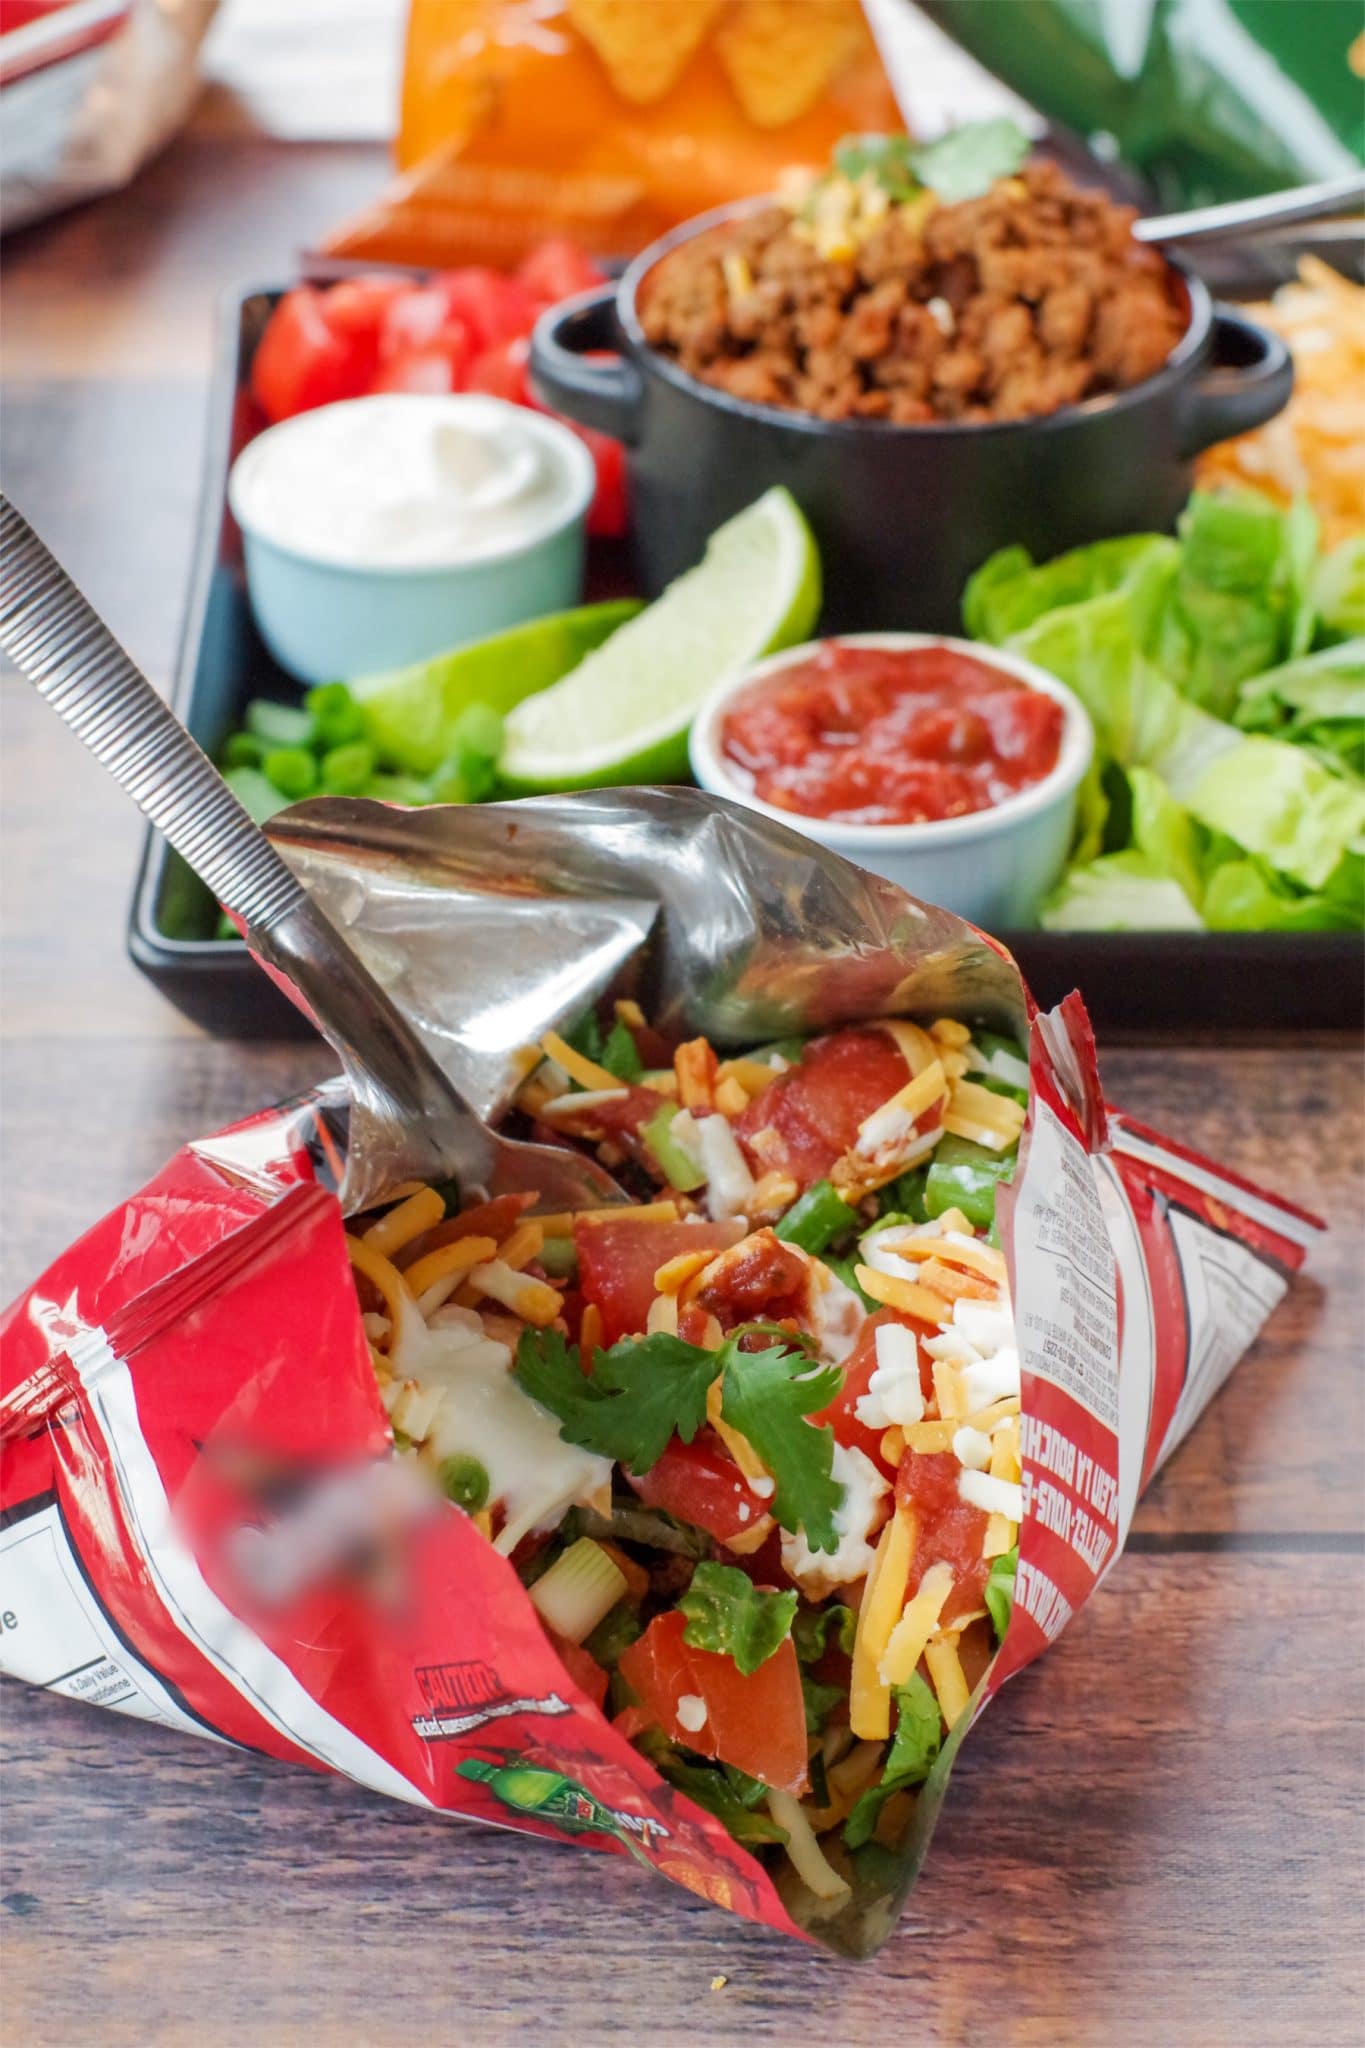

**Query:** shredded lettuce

left=678, top=1562, right=796, bottom=1675
left=967, top=492, right=1365, bottom=930
left=842, top=1673, right=942, bottom=1849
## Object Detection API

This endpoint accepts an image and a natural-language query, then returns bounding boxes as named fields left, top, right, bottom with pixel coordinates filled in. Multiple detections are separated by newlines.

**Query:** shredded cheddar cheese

left=540, top=1030, right=623, bottom=1095
left=362, top=1186, right=445, bottom=1258
left=401, top=1234, right=498, bottom=1301
left=924, top=1633, right=971, bottom=1729
left=854, top=1265, right=953, bottom=1325
left=849, top=1503, right=915, bottom=1740
left=878, top=1561, right=954, bottom=1688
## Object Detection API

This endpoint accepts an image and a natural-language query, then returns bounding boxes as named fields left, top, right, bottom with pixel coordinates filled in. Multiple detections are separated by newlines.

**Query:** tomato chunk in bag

left=618, top=1611, right=807, bottom=1793
left=734, top=1030, right=910, bottom=1188
left=575, top=1216, right=744, bottom=1344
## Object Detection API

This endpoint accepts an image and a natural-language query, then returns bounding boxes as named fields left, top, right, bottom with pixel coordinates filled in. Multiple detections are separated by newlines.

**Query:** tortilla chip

left=568, top=0, right=724, bottom=105
left=717, top=0, right=865, bottom=127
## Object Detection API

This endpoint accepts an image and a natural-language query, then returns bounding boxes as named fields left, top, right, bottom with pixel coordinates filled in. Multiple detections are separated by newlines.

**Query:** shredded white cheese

left=693, top=1113, right=756, bottom=1219
left=958, top=1468, right=1024, bottom=1520
left=781, top=1442, right=889, bottom=1594
left=855, top=1322, right=924, bottom=1429
left=952, top=1424, right=993, bottom=1470
left=676, top=1694, right=708, bottom=1734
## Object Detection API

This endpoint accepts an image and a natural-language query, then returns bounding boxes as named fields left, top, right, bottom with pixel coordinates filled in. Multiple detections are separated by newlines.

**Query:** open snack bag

left=0, top=793, right=1318, bottom=1957
left=323, top=0, right=902, bottom=269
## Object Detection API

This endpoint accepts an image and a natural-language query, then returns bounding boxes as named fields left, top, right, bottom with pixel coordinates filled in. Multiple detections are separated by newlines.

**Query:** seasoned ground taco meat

left=639, top=161, right=1187, bottom=425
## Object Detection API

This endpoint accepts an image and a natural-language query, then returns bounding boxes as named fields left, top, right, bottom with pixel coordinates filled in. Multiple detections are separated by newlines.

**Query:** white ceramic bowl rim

left=227, top=393, right=597, bottom=578
left=690, top=632, right=1095, bottom=850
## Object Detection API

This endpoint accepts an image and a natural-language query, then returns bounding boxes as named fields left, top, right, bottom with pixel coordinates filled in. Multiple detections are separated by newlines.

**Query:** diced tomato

left=434, top=267, right=535, bottom=353
left=618, top=1610, right=807, bottom=1792
left=627, top=1430, right=769, bottom=1543
left=466, top=336, right=533, bottom=405
left=378, top=285, right=460, bottom=362
left=812, top=1307, right=931, bottom=1468
left=250, top=286, right=374, bottom=423
left=518, top=237, right=608, bottom=306
left=896, top=1449, right=991, bottom=1624
left=547, top=1630, right=609, bottom=1711
left=322, top=276, right=409, bottom=351
left=734, top=1028, right=911, bottom=1189
left=694, top=1226, right=810, bottom=1332
left=372, top=331, right=476, bottom=396
left=574, top=1216, right=745, bottom=1345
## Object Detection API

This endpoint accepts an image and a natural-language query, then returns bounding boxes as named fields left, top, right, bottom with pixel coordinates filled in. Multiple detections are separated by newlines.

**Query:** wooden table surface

left=2, top=91, right=1363, bottom=2048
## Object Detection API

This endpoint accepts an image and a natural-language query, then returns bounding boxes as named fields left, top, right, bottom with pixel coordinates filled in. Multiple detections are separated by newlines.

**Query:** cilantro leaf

left=512, top=1327, right=717, bottom=1472
left=909, top=118, right=1030, bottom=204
left=679, top=1562, right=796, bottom=1676
left=719, top=1339, right=842, bottom=1554
left=842, top=1674, right=942, bottom=1849
left=985, top=1545, right=1019, bottom=1645
left=792, top=1602, right=857, bottom=1665
left=833, top=132, right=920, bottom=200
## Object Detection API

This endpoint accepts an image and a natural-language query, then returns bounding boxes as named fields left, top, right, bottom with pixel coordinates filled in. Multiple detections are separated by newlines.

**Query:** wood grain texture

left=4, top=1554, right=1362, bottom=2048
left=1, top=82, right=1361, bottom=2048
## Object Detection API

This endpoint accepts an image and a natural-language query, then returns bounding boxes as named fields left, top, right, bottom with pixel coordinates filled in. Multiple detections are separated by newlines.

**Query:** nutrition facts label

left=1013, top=1098, right=1120, bottom=1432
left=0, top=1501, right=210, bottom=1736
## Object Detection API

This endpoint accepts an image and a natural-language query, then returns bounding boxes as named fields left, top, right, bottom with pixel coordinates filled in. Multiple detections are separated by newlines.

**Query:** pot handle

left=529, top=287, right=644, bottom=445
left=1178, top=307, right=1293, bottom=459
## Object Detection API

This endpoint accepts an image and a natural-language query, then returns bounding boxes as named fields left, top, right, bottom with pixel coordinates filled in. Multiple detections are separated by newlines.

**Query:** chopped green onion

left=223, top=764, right=289, bottom=824
left=262, top=746, right=318, bottom=800
left=245, top=698, right=313, bottom=748
left=528, top=1536, right=628, bottom=1645
left=774, top=1179, right=854, bottom=1254
left=440, top=1454, right=490, bottom=1511
left=641, top=1102, right=706, bottom=1191
left=305, top=681, right=366, bottom=748
left=924, top=1134, right=1016, bottom=1232
left=222, top=731, right=265, bottom=769
left=538, top=1235, right=578, bottom=1279
left=319, top=741, right=376, bottom=794
left=366, top=771, right=435, bottom=806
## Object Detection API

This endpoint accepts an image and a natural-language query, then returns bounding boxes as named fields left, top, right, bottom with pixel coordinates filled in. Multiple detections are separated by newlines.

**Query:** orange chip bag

left=323, top=0, right=902, bottom=269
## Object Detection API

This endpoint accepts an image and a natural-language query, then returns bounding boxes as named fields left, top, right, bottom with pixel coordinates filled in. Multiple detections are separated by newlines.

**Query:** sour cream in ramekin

left=228, top=394, right=595, bottom=683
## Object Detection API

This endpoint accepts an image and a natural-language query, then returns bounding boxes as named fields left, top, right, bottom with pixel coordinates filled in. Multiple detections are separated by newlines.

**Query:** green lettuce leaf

left=985, top=1546, right=1018, bottom=1643
left=1041, top=854, right=1204, bottom=931
left=678, top=1562, right=797, bottom=1675
left=1235, top=639, right=1365, bottom=777
left=635, top=1731, right=788, bottom=1846
left=1153, top=491, right=1318, bottom=717
left=843, top=1674, right=942, bottom=1850
left=1313, top=536, right=1365, bottom=645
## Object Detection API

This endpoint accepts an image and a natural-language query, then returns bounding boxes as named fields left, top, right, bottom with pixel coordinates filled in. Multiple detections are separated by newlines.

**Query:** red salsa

left=721, top=641, right=1066, bottom=827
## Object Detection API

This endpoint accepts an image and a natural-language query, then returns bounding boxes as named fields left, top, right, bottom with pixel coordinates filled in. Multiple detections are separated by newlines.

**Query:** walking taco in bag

left=0, top=792, right=1320, bottom=1955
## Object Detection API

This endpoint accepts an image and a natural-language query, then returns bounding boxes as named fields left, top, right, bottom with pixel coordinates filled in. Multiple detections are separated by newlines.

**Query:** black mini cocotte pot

left=530, top=199, right=1293, bottom=632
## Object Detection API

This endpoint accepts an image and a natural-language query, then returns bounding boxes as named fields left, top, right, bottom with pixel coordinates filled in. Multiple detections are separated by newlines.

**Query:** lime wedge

left=498, top=489, right=821, bottom=793
left=350, top=599, right=643, bottom=776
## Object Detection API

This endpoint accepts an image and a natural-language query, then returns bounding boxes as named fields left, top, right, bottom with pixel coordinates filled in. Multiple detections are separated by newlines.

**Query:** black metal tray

left=127, top=286, right=1363, bottom=1036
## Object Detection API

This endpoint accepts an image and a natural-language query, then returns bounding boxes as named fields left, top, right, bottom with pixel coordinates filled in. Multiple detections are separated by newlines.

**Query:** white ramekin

left=228, top=395, right=596, bottom=687
left=689, top=633, right=1094, bottom=930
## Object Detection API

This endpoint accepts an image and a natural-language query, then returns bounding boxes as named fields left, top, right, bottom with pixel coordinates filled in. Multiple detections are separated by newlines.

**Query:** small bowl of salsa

left=689, top=634, right=1093, bottom=928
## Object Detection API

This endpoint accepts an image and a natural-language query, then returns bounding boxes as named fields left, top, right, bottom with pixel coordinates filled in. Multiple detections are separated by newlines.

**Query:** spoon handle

left=0, top=494, right=498, bottom=1189
left=1134, top=171, right=1365, bottom=247
left=0, top=495, right=306, bottom=939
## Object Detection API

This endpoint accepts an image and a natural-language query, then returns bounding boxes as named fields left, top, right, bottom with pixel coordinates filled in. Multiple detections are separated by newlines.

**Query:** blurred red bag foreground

left=0, top=999, right=1319, bottom=1953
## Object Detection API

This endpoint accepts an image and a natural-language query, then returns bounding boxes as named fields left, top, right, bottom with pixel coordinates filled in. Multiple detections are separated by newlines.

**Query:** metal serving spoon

left=0, top=497, right=625, bottom=1215
left=1134, top=170, right=1365, bottom=247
